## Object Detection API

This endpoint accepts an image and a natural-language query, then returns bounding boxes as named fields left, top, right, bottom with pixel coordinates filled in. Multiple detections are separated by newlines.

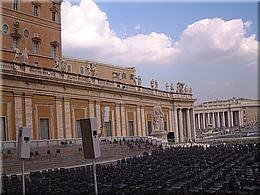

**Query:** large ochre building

left=0, top=0, right=196, bottom=143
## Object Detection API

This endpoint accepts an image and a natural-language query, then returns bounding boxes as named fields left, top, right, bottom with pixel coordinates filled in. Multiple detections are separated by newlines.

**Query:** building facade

left=194, top=98, right=260, bottom=131
left=0, top=0, right=196, bottom=143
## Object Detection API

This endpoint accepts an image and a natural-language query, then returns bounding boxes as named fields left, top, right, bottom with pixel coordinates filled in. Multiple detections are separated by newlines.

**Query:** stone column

left=14, top=93, right=23, bottom=140
left=227, top=110, right=230, bottom=127
left=115, top=103, right=122, bottom=136
left=207, top=113, right=210, bottom=126
left=178, top=109, right=184, bottom=142
left=111, top=110, right=115, bottom=136
left=95, top=101, right=101, bottom=134
left=217, top=112, right=220, bottom=128
left=140, top=106, right=146, bottom=136
left=89, top=100, right=95, bottom=117
left=186, top=109, right=191, bottom=142
left=230, top=110, right=234, bottom=127
left=239, top=110, right=244, bottom=127
left=136, top=105, right=142, bottom=136
left=64, top=98, right=72, bottom=138
left=202, top=113, right=205, bottom=129
left=55, top=97, right=64, bottom=139
left=174, top=108, right=179, bottom=143
left=24, top=94, right=33, bottom=139
left=198, top=113, right=201, bottom=130
left=168, top=108, right=173, bottom=132
left=222, top=111, right=225, bottom=127
left=212, top=112, right=216, bottom=128
left=191, top=109, right=196, bottom=142
left=121, top=104, right=126, bottom=136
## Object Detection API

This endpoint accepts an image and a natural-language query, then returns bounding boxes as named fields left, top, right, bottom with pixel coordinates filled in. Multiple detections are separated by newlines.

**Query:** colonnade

left=174, top=108, right=196, bottom=142
left=194, top=109, right=244, bottom=130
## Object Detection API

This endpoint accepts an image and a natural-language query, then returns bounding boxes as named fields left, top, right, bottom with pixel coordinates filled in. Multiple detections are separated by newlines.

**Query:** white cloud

left=62, top=0, right=258, bottom=69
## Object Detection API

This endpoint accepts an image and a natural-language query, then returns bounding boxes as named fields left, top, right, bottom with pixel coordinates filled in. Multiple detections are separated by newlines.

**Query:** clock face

left=2, top=24, right=9, bottom=34
left=24, top=29, right=30, bottom=39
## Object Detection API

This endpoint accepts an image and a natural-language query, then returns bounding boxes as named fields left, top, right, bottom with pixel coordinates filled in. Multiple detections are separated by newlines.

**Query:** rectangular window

left=39, top=118, right=50, bottom=140
left=51, top=45, right=57, bottom=57
left=128, top=121, right=134, bottom=136
left=67, top=64, right=72, bottom=73
left=76, top=120, right=82, bottom=138
left=13, top=38, right=19, bottom=49
left=33, top=6, right=39, bottom=16
left=13, top=0, right=19, bottom=10
left=147, top=121, right=152, bottom=134
left=105, top=121, right=112, bottom=136
left=0, top=117, right=6, bottom=141
left=33, top=41, right=40, bottom=54
left=122, top=73, right=126, bottom=79
left=80, top=66, right=84, bottom=75
left=52, top=12, right=56, bottom=22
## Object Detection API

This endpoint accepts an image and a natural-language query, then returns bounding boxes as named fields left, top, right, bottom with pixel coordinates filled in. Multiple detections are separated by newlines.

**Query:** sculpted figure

left=152, top=103, right=165, bottom=131
left=91, top=63, right=97, bottom=77
left=154, top=80, right=158, bottom=89
left=22, top=48, right=29, bottom=64
left=13, top=48, right=20, bottom=62
left=150, top=79, right=155, bottom=89
left=85, top=63, right=91, bottom=75
left=176, top=82, right=185, bottom=93
left=165, top=82, right=169, bottom=91
left=170, top=83, right=174, bottom=92
left=137, top=76, right=142, bottom=86
left=53, top=57, right=60, bottom=69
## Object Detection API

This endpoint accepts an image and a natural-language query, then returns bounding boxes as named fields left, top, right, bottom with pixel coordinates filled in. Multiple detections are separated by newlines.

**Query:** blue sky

left=62, top=0, right=258, bottom=103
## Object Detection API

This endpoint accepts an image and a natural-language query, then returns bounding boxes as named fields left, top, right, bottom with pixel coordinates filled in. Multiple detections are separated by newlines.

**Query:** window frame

left=13, top=37, right=19, bottom=49
left=33, top=5, right=40, bottom=16
left=13, top=0, right=19, bottom=10
left=33, top=40, right=40, bottom=54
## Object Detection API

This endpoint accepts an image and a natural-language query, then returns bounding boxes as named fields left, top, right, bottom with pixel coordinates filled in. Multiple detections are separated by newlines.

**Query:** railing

left=0, top=61, right=193, bottom=100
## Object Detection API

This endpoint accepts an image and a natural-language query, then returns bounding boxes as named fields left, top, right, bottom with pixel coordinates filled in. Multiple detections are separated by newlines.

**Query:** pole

left=93, top=158, right=98, bottom=195
left=22, top=159, right=25, bottom=195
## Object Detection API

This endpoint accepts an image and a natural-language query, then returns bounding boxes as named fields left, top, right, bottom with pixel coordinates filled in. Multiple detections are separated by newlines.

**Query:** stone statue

left=137, top=76, right=142, bottom=86
left=176, top=82, right=185, bottom=93
left=189, top=87, right=192, bottom=94
left=59, top=59, right=67, bottom=72
left=170, top=83, right=174, bottom=92
left=22, top=48, right=29, bottom=64
left=165, top=82, right=169, bottom=91
left=134, top=76, right=138, bottom=85
left=53, top=57, right=60, bottom=69
left=154, top=80, right=158, bottom=89
left=118, top=72, right=122, bottom=80
left=150, top=79, right=155, bottom=89
left=85, top=63, right=91, bottom=75
left=91, top=63, right=97, bottom=77
left=152, top=103, right=165, bottom=131
left=13, top=48, right=20, bottom=62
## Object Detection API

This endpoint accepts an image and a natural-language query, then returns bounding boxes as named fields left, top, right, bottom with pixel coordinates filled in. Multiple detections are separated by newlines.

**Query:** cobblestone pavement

left=2, top=142, right=157, bottom=175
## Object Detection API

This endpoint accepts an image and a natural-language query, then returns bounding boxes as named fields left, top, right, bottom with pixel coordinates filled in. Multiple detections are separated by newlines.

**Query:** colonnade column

left=239, top=110, right=244, bottom=127
left=95, top=101, right=101, bottom=135
left=212, top=112, right=216, bottom=128
left=168, top=108, right=173, bottom=132
left=207, top=113, right=210, bottom=127
left=140, top=106, right=146, bottom=136
left=55, top=97, right=64, bottom=139
left=186, top=109, right=191, bottom=142
left=178, top=109, right=184, bottom=142
left=136, top=105, right=142, bottom=136
left=14, top=92, right=23, bottom=140
left=64, top=98, right=72, bottom=138
left=227, top=111, right=230, bottom=127
left=230, top=110, right=233, bottom=127
left=174, top=108, right=179, bottom=143
left=115, top=103, right=122, bottom=136
left=217, top=112, right=220, bottom=128
left=24, top=93, right=33, bottom=139
left=120, top=104, right=127, bottom=136
left=222, top=111, right=225, bottom=127
left=191, top=109, right=196, bottom=142
left=88, top=100, right=95, bottom=118
left=202, top=113, right=205, bottom=129
left=198, top=113, right=201, bottom=129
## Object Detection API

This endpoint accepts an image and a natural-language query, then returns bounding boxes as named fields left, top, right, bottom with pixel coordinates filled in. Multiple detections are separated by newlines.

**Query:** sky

left=61, top=0, right=258, bottom=103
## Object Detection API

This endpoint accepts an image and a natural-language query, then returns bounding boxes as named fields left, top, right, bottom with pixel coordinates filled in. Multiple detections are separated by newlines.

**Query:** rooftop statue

left=176, top=82, right=185, bottom=93
left=155, top=80, right=158, bottom=89
left=22, top=48, right=29, bottom=64
left=165, top=82, right=169, bottom=91
left=170, top=83, right=174, bottom=92
left=13, top=48, right=20, bottom=62
left=150, top=79, right=155, bottom=89
left=137, top=76, right=142, bottom=86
